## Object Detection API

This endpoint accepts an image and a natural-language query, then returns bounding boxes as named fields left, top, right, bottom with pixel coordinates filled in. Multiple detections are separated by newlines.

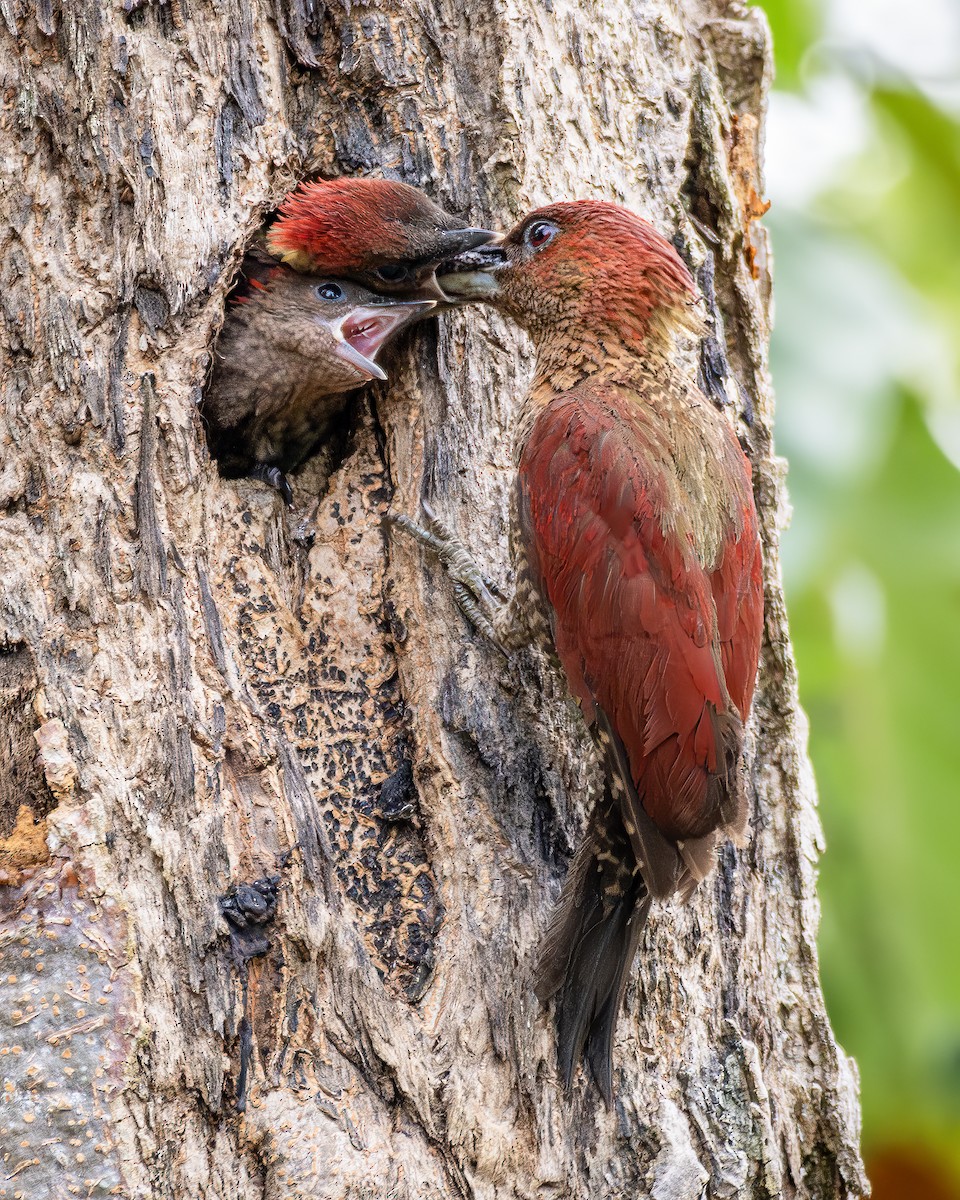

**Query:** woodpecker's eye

left=524, top=221, right=559, bottom=250
left=376, top=264, right=411, bottom=283
left=316, top=283, right=344, bottom=301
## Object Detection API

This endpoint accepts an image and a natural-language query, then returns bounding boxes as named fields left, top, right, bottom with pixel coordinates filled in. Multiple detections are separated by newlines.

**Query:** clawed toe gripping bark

left=388, top=504, right=514, bottom=652
left=249, top=462, right=294, bottom=507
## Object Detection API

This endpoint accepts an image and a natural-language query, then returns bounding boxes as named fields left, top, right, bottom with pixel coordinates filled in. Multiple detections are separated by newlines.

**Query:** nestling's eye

left=376, top=264, right=411, bottom=283
left=524, top=221, right=559, bottom=250
left=316, top=283, right=344, bottom=301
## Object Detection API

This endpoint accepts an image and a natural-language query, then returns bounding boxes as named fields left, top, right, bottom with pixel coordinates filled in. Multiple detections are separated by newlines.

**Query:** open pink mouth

left=342, top=309, right=411, bottom=360
left=331, top=300, right=434, bottom=381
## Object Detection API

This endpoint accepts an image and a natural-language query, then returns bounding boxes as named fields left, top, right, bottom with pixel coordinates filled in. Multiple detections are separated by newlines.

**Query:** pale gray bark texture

left=0, top=0, right=868, bottom=1197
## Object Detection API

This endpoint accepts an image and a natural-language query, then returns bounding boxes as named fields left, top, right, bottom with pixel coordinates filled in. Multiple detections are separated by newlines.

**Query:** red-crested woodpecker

left=400, top=201, right=764, bottom=1100
left=266, top=176, right=496, bottom=298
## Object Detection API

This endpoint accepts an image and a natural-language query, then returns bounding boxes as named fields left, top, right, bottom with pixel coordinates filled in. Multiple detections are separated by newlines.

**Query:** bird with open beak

left=202, top=267, right=434, bottom=505
left=397, top=201, right=764, bottom=1102
left=202, top=177, right=498, bottom=502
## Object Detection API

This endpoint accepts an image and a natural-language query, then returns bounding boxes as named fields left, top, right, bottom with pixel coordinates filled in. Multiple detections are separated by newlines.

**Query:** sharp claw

left=387, top=513, right=447, bottom=557
left=452, top=583, right=509, bottom=658
left=388, top=504, right=510, bottom=654
left=250, top=463, right=294, bottom=507
left=424, top=510, right=455, bottom=544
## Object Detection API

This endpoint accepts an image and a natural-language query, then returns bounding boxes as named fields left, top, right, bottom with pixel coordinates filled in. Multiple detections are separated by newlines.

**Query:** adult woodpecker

left=202, top=266, right=433, bottom=504
left=204, top=177, right=496, bottom=500
left=400, top=201, right=764, bottom=1100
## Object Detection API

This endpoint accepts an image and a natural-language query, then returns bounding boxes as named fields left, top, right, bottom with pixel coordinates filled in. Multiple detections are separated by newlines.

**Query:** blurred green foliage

left=759, top=0, right=960, bottom=1186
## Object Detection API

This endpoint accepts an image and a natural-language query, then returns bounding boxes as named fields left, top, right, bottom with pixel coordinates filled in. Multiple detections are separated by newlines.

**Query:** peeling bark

left=0, top=0, right=867, bottom=1196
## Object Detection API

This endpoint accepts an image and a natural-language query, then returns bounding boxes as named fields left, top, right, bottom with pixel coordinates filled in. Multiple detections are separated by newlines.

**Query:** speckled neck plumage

left=514, top=302, right=705, bottom=458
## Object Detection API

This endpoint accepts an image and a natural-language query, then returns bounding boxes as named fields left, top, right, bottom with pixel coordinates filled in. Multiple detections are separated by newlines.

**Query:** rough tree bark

left=0, top=0, right=868, bottom=1196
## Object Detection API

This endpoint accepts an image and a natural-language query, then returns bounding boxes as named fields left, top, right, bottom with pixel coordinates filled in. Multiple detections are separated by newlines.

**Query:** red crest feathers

left=525, top=201, right=695, bottom=307
left=267, top=177, right=445, bottom=272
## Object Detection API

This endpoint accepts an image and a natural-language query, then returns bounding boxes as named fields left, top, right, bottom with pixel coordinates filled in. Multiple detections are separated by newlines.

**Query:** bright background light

left=761, top=0, right=960, bottom=1193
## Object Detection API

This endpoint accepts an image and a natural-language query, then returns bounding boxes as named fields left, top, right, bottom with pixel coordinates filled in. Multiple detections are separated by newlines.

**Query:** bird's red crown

left=267, top=178, right=449, bottom=273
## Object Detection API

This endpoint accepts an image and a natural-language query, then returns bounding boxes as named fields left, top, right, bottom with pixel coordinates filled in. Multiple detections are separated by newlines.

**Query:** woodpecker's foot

left=249, top=462, right=294, bottom=507
left=388, top=502, right=510, bottom=651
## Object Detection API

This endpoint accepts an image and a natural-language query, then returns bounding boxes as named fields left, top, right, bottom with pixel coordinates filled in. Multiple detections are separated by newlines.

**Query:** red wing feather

left=519, top=389, right=761, bottom=842
left=710, top=514, right=764, bottom=721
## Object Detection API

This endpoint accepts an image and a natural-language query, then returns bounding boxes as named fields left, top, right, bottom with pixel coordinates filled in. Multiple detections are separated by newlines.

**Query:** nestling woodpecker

left=265, top=176, right=497, bottom=298
left=203, top=177, right=496, bottom=500
left=202, top=263, right=433, bottom=504
left=402, top=201, right=764, bottom=1100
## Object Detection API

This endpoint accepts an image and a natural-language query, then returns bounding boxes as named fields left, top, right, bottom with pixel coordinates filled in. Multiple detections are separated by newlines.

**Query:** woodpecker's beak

left=331, top=299, right=436, bottom=381
left=435, top=242, right=508, bottom=302
left=398, top=229, right=503, bottom=303
left=437, top=228, right=502, bottom=255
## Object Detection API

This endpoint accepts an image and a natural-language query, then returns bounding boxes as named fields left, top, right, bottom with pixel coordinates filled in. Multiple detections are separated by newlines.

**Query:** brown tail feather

left=535, top=799, right=650, bottom=1104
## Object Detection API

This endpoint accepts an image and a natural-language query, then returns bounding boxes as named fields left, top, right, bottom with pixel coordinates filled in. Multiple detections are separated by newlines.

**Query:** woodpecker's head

left=437, top=200, right=702, bottom=349
left=266, top=178, right=497, bottom=300
left=238, top=270, right=435, bottom=388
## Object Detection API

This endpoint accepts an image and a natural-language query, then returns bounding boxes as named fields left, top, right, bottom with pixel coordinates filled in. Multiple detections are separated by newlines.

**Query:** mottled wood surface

left=0, top=0, right=866, bottom=1196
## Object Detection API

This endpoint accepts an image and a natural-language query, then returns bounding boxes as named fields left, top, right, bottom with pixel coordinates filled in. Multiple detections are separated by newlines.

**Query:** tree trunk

left=0, top=0, right=868, bottom=1196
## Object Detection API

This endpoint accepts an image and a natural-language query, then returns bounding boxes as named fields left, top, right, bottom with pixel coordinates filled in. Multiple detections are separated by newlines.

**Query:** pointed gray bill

left=435, top=242, right=508, bottom=301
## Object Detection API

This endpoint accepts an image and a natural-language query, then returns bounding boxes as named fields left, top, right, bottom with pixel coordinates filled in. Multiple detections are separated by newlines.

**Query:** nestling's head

left=266, top=178, right=497, bottom=299
left=237, top=270, right=435, bottom=389
left=437, top=201, right=701, bottom=349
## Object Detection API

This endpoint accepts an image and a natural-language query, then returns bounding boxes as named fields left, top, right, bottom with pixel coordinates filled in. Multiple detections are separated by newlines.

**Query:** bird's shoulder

left=519, top=377, right=696, bottom=552
left=522, top=374, right=753, bottom=566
